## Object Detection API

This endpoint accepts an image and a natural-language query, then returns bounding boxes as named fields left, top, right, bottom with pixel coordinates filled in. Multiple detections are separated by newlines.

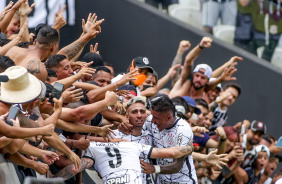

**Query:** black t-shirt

left=245, top=166, right=261, bottom=184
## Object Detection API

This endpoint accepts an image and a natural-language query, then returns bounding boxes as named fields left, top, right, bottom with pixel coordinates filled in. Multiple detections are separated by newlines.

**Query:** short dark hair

left=0, top=55, right=15, bottom=72
left=104, top=62, right=113, bottom=67
left=45, top=54, right=67, bottom=69
left=37, top=26, right=58, bottom=45
left=151, top=94, right=175, bottom=115
left=171, top=96, right=190, bottom=113
left=195, top=98, right=209, bottom=111
left=94, top=66, right=111, bottom=74
left=0, top=39, right=11, bottom=46
left=223, top=82, right=241, bottom=97
left=17, top=41, right=33, bottom=48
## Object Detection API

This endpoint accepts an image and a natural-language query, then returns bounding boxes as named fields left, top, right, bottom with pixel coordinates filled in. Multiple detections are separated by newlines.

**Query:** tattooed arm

left=54, top=157, right=94, bottom=180
left=57, top=17, right=104, bottom=61
left=150, top=144, right=193, bottom=159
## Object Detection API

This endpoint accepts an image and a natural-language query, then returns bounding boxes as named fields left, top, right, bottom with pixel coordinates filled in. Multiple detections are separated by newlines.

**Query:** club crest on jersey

left=142, top=136, right=150, bottom=145
left=167, top=133, right=175, bottom=145
left=107, top=174, right=130, bottom=184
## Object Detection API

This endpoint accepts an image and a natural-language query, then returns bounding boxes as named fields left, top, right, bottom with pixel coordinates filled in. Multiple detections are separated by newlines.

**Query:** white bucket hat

left=0, top=66, right=42, bottom=104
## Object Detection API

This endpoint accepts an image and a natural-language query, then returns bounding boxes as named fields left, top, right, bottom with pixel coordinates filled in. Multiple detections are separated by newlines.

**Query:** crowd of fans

left=0, top=0, right=282, bottom=184
left=144, top=0, right=282, bottom=63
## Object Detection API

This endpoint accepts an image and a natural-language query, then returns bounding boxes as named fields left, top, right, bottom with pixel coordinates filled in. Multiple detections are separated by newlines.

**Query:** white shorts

left=202, top=0, right=237, bottom=27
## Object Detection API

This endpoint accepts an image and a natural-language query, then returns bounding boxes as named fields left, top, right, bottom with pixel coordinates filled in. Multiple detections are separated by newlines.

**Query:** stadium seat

left=271, top=47, right=282, bottom=69
left=168, top=4, right=202, bottom=29
left=213, top=25, right=235, bottom=44
left=178, top=0, right=201, bottom=10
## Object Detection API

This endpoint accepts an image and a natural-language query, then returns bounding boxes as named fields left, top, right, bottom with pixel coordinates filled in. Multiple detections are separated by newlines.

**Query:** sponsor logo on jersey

left=96, top=142, right=119, bottom=147
left=177, top=133, right=183, bottom=146
left=159, top=178, right=179, bottom=184
left=158, top=158, right=173, bottom=165
left=107, top=174, right=130, bottom=184
left=167, top=133, right=175, bottom=145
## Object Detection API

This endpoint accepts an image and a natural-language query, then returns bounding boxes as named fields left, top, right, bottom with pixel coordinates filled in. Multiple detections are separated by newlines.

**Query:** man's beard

left=247, top=138, right=258, bottom=145
left=192, top=82, right=205, bottom=90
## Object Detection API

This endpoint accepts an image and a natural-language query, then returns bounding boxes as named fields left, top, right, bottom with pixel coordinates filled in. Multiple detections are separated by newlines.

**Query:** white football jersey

left=82, top=142, right=152, bottom=184
left=113, top=129, right=154, bottom=184
left=143, top=116, right=197, bottom=184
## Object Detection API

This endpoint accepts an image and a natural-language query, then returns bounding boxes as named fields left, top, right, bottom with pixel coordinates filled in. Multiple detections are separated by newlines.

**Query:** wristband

left=198, top=44, right=204, bottom=49
left=220, top=138, right=227, bottom=141
left=154, top=165, right=161, bottom=174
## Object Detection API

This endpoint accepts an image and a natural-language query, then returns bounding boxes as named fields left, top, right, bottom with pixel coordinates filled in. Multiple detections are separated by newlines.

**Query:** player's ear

left=50, top=45, right=55, bottom=52
left=167, top=114, right=172, bottom=121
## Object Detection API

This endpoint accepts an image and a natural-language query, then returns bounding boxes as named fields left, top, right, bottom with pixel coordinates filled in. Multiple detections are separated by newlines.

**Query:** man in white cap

left=170, top=37, right=237, bottom=99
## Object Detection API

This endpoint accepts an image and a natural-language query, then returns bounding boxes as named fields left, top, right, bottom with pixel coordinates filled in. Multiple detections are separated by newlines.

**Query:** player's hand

left=140, top=160, right=155, bottom=174
left=116, top=70, right=139, bottom=87
left=98, top=124, right=116, bottom=141
left=32, top=162, right=49, bottom=175
left=206, top=149, right=228, bottom=169
left=62, top=86, right=84, bottom=103
left=0, top=1, right=13, bottom=21
left=90, top=43, right=99, bottom=54
left=192, top=126, right=209, bottom=137
left=199, top=37, right=212, bottom=48
left=41, top=150, right=59, bottom=165
left=141, top=87, right=158, bottom=97
left=219, top=66, right=237, bottom=82
left=215, top=127, right=226, bottom=140
left=118, top=122, right=133, bottom=135
left=67, top=151, right=81, bottom=170
left=178, top=40, right=191, bottom=54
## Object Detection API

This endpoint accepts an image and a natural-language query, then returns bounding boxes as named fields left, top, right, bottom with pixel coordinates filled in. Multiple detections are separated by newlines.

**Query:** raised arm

left=19, top=0, right=35, bottom=41
left=54, top=157, right=94, bottom=180
left=57, top=13, right=104, bottom=61
left=0, top=20, right=27, bottom=55
left=60, top=91, right=118, bottom=122
left=180, top=37, right=212, bottom=82
left=171, top=40, right=191, bottom=85
left=205, top=66, right=237, bottom=92
left=0, top=0, right=24, bottom=34
left=150, top=143, right=193, bottom=159
left=212, top=56, right=243, bottom=78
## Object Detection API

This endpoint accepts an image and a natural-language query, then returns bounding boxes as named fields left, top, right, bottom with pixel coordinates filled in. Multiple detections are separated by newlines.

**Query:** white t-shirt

left=112, top=129, right=154, bottom=184
left=143, top=116, right=197, bottom=184
left=82, top=141, right=152, bottom=184
left=241, top=134, right=257, bottom=168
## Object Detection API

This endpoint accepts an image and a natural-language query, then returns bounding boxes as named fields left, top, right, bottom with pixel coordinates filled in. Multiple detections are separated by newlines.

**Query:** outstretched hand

left=0, top=1, right=13, bottom=21
left=98, top=124, right=117, bottom=142
left=206, top=149, right=228, bottom=169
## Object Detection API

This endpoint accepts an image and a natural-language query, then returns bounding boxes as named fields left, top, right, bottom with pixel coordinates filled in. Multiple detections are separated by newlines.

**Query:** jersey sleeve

left=138, top=143, right=153, bottom=159
left=82, top=146, right=95, bottom=165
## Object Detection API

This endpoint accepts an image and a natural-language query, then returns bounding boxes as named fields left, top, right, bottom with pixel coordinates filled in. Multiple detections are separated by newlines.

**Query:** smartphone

left=6, top=106, right=20, bottom=126
left=48, top=82, right=64, bottom=103
left=276, top=136, right=282, bottom=148
left=241, top=125, right=246, bottom=135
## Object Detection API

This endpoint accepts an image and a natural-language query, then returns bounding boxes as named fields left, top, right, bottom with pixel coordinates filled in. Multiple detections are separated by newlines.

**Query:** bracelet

left=154, top=165, right=161, bottom=174
left=198, top=44, right=204, bottom=49
left=198, top=161, right=202, bottom=168
left=114, top=82, right=118, bottom=89
left=71, top=141, right=73, bottom=150
left=220, top=138, right=227, bottom=141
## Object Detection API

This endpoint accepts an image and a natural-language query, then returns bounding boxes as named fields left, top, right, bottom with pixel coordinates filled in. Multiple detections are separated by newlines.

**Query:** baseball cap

left=251, top=120, right=266, bottom=134
left=182, top=96, right=201, bottom=115
left=117, top=84, right=136, bottom=91
left=209, top=77, right=222, bottom=90
left=132, top=56, right=154, bottom=73
left=175, top=104, right=188, bottom=120
left=255, top=144, right=270, bottom=157
left=193, top=64, right=213, bottom=79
